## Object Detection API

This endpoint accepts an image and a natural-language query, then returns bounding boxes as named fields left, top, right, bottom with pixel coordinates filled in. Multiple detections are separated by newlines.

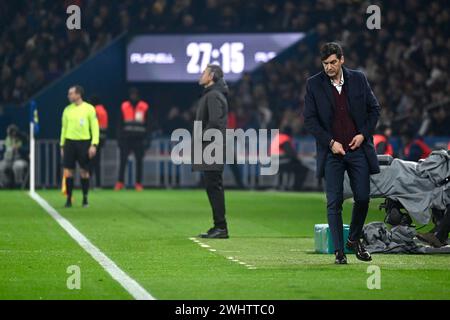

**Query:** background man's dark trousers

left=324, top=148, right=370, bottom=252
left=90, top=138, right=105, bottom=187
left=118, top=138, right=145, bottom=184
left=203, top=170, right=227, bottom=229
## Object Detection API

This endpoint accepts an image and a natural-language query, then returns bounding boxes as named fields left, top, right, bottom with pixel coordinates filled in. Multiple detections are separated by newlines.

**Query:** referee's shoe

left=63, top=192, right=89, bottom=208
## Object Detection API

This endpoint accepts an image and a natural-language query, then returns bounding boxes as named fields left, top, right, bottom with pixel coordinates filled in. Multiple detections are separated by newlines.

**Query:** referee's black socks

left=66, top=177, right=74, bottom=202
left=81, top=178, right=89, bottom=198
left=65, top=177, right=74, bottom=208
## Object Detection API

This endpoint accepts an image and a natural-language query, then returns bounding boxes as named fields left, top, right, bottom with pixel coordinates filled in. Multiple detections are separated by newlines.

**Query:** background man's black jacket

left=192, top=78, right=229, bottom=171
left=303, top=67, right=381, bottom=178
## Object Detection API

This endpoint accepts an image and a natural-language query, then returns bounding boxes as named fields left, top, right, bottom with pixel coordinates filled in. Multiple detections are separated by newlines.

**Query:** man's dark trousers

left=118, top=138, right=145, bottom=184
left=324, top=147, right=370, bottom=252
left=203, top=171, right=227, bottom=229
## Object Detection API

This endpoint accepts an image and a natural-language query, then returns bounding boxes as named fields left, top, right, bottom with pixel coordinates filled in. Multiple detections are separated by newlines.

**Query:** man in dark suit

left=303, top=42, right=381, bottom=264
left=193, top=64, right=229, bottom=239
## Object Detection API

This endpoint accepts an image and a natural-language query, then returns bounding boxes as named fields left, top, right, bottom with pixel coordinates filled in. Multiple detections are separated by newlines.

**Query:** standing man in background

left=194, top=64, right=229, bottom=239
left=401, top=129, right=431, bottom=161
left=60, top=85, right=99, bottom=208
left=89, top=96, right=109, bottom=188
left=373, top=125, right=394, bottom=156
left=115, top=88, right=151, bottom=191
left=270, top=126, right=309, bottom=191
left=303, top=43, right=380, bottom=264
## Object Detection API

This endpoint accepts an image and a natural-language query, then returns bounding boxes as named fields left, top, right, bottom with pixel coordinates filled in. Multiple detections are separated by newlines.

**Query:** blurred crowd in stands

left=1, top=0, right=449, bottom=139
left=164, top=0, right=450, bottom=138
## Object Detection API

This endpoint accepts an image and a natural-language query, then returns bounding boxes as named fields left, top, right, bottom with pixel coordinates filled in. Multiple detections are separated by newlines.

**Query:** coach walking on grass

left=303, top=43, right=380, bottom=264
left=194, top=64, right=229, bottom=239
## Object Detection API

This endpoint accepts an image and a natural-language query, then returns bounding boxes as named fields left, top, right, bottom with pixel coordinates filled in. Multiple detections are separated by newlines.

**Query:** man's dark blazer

left=303, top=67, right=381, bottom=178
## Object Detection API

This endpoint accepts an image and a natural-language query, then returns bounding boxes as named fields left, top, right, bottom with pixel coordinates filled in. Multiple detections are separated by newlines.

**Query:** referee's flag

left=29, top=100, right=39, bottom=135
left=62, top=175, right=66, bottom=195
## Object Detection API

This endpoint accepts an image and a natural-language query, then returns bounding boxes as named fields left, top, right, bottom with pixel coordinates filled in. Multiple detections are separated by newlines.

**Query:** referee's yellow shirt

left=60, top=102, right=100, bottom=147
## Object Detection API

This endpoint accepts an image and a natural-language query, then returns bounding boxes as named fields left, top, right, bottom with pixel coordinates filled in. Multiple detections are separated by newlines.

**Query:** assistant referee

left=60, top=85, right=99, bottom=208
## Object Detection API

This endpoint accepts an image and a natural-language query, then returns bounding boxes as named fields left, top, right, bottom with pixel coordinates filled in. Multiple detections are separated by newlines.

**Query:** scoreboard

left=126, top=33, right=305, bottom=82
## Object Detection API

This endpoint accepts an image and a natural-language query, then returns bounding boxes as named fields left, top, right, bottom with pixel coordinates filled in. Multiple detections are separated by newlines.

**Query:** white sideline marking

left=188, top=238, right=257, bottom=270
left=29, top=192, right=155, bottom=300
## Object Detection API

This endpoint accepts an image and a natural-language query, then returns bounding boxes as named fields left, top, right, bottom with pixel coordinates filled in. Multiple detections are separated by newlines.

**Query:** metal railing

left=3, top=136, right=449, bottom=190
left=25, top=138, right=319, bottom=189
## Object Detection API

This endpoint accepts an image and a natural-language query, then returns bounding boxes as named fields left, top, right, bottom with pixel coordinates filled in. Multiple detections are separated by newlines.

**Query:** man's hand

left=88, top=145, right=97, bottom=159
left=349, top=134, right=365, bottom=150
left=331, top=141, right=346, bottom=156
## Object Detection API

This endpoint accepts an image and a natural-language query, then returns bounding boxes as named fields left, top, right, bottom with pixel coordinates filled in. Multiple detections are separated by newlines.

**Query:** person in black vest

left=115, top=88, right=151, bottom=191
left=270, top=126, right=308, bottom=191
left=193, top=64, right=229, bottom=239
left=303, top=42, right=381, bottom=264
left=373, top=125, right=394, bottom=156
left=400, top=128, right=432, bottom=161
left=89, top=95, right=109, bottom=188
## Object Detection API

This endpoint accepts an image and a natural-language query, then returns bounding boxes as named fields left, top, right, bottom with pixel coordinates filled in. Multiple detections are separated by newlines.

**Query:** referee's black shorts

left=63, top=139, right=91, bottom=170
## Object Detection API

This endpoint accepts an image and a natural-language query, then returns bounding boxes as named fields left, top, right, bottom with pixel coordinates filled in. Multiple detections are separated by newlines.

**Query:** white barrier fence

left=2, top=138, right=320, bottom=190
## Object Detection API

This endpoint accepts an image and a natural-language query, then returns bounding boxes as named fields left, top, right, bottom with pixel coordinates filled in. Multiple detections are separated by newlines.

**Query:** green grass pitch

left=0, top=189, right=449, bottom=300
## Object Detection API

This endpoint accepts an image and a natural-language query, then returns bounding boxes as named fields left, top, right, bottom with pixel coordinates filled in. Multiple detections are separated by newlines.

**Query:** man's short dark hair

left=71, top=85, right=84, bottom=97
left=320, top=42, right=343, bottom=61
left=207, top=64, right=224, bottom=82
left=129, top=87, right=139, bottom=96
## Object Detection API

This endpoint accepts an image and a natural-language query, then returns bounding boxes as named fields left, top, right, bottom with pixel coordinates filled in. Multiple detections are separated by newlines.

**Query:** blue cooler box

left=314, top=224, right=351, bottom=254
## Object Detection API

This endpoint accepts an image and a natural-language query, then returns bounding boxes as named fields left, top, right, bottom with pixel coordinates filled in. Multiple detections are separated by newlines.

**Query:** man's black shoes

left=199, top=227, right=229, bottom=239
left=417, top=232, right=447, bottom=248
left=82, top=196, right=89, bottom=208
left=346, top=239, right=372, bottom=262
left=65, top=197, right=89, bottom=208
left=334, top=250, right=347, bottom=264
